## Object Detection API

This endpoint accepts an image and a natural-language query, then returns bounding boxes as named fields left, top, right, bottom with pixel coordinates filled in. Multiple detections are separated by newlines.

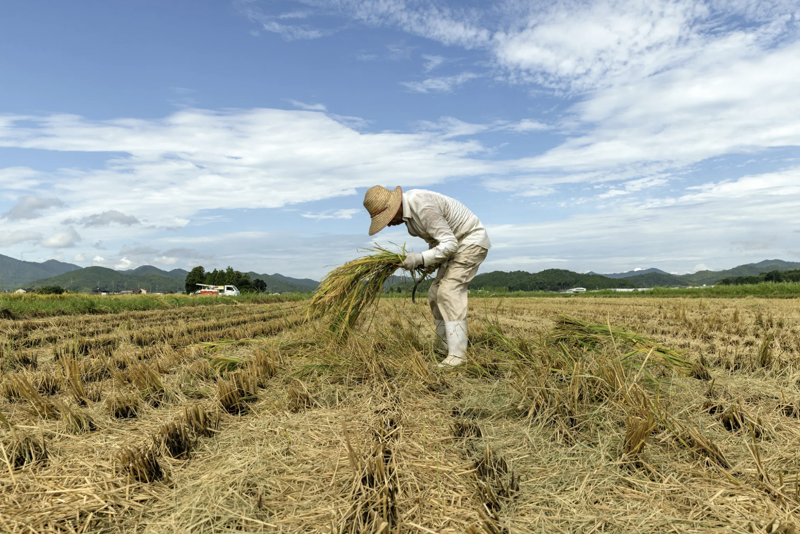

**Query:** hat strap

left=370, top=206, right=388, bottom=218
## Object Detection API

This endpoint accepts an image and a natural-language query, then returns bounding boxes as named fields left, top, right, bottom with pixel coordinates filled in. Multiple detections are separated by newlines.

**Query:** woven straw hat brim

left=367, top=186, right=402, bottom=236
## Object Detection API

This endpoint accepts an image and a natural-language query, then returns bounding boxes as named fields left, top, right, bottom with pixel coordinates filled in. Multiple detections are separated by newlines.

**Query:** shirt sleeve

left=418, top=206, right=458, bottom=266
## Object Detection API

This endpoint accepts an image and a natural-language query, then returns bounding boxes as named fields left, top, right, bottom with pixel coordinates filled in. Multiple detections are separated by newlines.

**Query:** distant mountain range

left=0, top=253, right=81, bottom=288
left=412, top=259, right=800, bottom=293
left=6, top=257, right=319, bottom=293
left=244, top=272, right=318, bottom=293
left=593, top=259, right=800, bottom=287
left=592, top=268, right=671, bottom=279
left=121, top=265, right=189, bottom=279
left=270, top=273, right=319, bottom=288
left=679, top=259, right=800, bottom=286
left=3, top=255, right=799, bottom=294
left=467, top=269, right=640, bottom=292
left=23, top=266, right=188, bottom=293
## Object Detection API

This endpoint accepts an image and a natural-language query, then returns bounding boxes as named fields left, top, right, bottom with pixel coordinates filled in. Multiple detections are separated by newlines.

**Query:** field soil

left=1, top=297, right=799, bottom=533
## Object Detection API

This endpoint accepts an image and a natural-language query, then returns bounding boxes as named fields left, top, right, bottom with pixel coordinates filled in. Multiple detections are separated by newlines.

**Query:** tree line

left=467, top=269, right=638, bottom=292
left=717, top=270, right=800, bottom=286
left=184, top=266, right=268, bottom=294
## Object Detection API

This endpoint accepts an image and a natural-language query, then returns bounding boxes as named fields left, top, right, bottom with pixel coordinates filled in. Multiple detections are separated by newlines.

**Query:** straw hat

left=363, top=185, right=402, bottom=236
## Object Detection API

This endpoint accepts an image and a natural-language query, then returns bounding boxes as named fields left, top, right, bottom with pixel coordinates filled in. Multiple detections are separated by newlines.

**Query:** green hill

left=595, top=267, right=671, bottom=279
left=679, top=260, right=800, bottom=286
left=23, top=265, right=315, bottom=294
left=388, top=269, right=689, bottom=293
left=0, top=253, right=81, bottom=288
left=123, top=265, right=189, bottom=279
left=624, top=272, right=688, bottom=287
left=468, top=269, right=638, bottom=292
left=718, top=269, right=800, bottom=285
left=245, top=272, right=316, bottom=293
left=26, top=266, right=186, bottom=293
left=270, top=273, right=319, bottom=288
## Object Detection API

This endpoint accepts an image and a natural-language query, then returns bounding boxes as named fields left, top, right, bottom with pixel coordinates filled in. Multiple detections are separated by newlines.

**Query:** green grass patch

left=0, top=292, right=309, bottom=319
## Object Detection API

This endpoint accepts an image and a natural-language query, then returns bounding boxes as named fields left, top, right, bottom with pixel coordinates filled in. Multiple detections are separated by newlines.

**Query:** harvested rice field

left=1, top=296, right=799, bottom=533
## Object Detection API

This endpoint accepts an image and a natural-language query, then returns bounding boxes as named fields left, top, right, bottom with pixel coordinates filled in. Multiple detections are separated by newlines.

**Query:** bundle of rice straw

left=308, top=245, right=407, bottom=339
left=551, top=314, right=693, bottom=372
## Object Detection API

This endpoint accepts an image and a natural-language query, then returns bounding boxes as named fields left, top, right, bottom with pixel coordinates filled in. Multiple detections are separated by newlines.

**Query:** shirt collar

left=401, top=192, right=411, bottom=221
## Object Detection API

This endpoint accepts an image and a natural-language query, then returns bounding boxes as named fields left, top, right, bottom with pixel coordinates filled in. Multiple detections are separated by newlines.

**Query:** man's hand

left=402, top=252, right=424, bottom=271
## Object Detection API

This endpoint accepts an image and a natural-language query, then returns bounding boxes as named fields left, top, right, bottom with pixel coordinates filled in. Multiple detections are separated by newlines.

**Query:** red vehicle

left=195, top=284, right=240, bottom=296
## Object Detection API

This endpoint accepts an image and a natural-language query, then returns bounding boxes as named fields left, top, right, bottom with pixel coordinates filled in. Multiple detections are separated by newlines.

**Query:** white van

left=197, top=284, right=241, bottom=296
left=218, top=285, right=240, bottom=296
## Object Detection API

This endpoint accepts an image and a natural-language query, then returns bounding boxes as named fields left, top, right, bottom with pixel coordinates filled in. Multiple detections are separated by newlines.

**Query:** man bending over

left=362, top=186, right=491, bottom=367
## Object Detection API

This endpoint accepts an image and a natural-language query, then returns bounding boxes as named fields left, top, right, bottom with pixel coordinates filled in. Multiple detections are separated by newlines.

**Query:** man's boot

left=435, top=319, right=448, bottom=352
left=439, top=320, right=467, bottom=368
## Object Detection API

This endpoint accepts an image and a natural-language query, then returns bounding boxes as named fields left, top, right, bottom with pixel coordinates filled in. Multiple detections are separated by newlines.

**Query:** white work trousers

left=428, top=245, right=488, bottom=322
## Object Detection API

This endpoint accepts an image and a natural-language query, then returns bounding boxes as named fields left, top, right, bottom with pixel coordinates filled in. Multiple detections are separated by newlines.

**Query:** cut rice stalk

left=15, top=375, right=59, bottom=419
left=106, top=391, right=141, bottom=419
left=154, top=421, right=194, bottom=459
left=623, top=414, right=657, bottom=457
left=55, top=402, right=97, bottom=434
left=115, top=446, right=164, bottom=483
left=182, top=405, right=220, bottom=437
left=2, top=432, right=47, bottom=469
left=60, top=357, right=88, bottom=406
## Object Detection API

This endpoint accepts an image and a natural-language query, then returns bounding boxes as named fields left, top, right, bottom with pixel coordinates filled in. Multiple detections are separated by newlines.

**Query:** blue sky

left=1, top=0, right=799, bottom=279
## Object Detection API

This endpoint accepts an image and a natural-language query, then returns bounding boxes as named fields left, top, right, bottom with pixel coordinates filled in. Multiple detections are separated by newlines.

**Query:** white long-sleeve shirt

left=402, top=189, right=491, bottom=266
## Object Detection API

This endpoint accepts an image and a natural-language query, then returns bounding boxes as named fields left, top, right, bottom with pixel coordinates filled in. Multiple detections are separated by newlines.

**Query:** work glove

left=402, top=252, right=424, bottom=271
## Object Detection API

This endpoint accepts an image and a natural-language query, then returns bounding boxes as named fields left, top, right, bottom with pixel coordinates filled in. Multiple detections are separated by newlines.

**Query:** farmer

left=363, top=186, right=491, bottom=367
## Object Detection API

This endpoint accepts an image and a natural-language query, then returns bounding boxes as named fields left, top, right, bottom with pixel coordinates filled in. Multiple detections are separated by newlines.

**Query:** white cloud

left=401, top=72, right=480, bottom=93
left=68, top=210, right=140, bottom=227
left=483, top=168, right=800, bottom=273
left=3, top=196, right=64, bottom=220
left=0, top=167, right=41, bottom=189
left=503, top=119, right=548, bottom=132
left=154, top=256, right=180, bottom=265
left=333, top=0, right=491, bottom=47
left=416, top=117, right=491, bottom=138
left=92, top=256, right=106, bottom=265
left=296, top=0, right=800, bottom=185
left=491, top=0, right=707, bottom=92
left=286, top=99, right=327, bottom=111
left=322, top=0, right=796, bottom=93
left=386, top=43, right=413, bottom=60
left=301, top=208, right=361, bottom=220
left=168, top=87, right=199, bottom=108
left=155, top=229, right=376, bottom=278
left=73, top=253, right=86, bottom=262
left=277, top=10, right=310, bottom=20
left=119, top=245, right=159, bottom=257
left=0, top=108, right=494, bottom=230
left=524, top=39, right=800, bottom=175
left=234, top=0, right=331, bottom=40
left=114, top=257, right=133, bottom=270
left=42, top=227, right=81, bottom=248
left=597, top=176, right=669, bottom=198
left=623, top=177, right=669, bottom=192
left=422, top=54, right=446, bottom=72
left=416, top=116, right=549, bottom=139
left=0, top=230, right=42, bottom=246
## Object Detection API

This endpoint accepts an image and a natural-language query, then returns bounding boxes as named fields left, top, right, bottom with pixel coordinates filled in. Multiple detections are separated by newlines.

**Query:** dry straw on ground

left=1, top=296, right=799, bottom=532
